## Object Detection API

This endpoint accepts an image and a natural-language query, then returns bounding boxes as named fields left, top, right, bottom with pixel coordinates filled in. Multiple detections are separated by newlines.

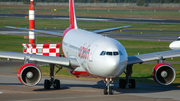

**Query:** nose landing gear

left=104, top=78, right=114, bottom=95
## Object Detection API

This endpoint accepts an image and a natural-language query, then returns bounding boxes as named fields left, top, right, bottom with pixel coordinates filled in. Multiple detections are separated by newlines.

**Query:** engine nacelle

left=152, top=63, right=176, bottom=85
left=17, top=63, right=42, bottom=86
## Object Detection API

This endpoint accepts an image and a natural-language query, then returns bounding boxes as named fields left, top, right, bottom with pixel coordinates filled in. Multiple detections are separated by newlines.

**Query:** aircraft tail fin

left=69, top=0, right=78, bottom=29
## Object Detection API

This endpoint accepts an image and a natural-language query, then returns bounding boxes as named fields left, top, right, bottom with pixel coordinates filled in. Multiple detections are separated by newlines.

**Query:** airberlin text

left=78, top=44, right=90, bottom=60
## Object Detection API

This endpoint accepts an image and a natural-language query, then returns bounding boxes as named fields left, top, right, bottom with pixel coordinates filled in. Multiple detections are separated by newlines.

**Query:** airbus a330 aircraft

left=2, top=0, right=180, bottom=95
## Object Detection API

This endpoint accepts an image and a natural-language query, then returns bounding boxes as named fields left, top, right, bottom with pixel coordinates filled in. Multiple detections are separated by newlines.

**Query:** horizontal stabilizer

left=5, top=26, right=63, bottom=37
left=92, top=25, right=131, bottom=34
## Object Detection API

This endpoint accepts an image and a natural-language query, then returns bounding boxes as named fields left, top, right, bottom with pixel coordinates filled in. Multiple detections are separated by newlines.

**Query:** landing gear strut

left=104, top=78, right=114, bottom=95
left=44, top=64, right=62, bottom=89
left=119, top=64, right=136, bottom=89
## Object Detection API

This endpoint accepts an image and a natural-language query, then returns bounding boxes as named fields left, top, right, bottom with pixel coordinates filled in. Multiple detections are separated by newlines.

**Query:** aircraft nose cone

left=109, top=57, right=120, bottom=68
left=105, top=57, right=122, bottom=75
left=169, top=42, right=177, bottom=50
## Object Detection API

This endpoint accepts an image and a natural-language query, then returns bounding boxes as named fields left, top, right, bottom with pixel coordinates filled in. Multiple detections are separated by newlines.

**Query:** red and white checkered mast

left=29, top=0, right=35, bottom=44
left=23, top=0, right=61, bottom=57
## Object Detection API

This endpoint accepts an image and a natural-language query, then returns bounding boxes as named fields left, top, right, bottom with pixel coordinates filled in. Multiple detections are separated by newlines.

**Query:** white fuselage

left=62, top=29, right=128, bottom=78
left=169, top=40, right=180, bottom=50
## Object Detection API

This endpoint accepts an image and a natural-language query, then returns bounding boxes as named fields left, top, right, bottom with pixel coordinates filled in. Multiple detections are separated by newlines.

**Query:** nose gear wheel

left=104, top=78, right=114, bottom=95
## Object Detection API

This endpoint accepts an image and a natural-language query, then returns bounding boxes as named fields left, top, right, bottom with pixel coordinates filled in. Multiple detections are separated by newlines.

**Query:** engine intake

left=17, top=63, right=42, bottom=86
left=152, top=63, right=176, bottom=85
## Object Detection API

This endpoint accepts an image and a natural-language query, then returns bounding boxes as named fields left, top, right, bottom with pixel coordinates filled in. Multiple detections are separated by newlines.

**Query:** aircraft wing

left=92, top=25, right=131, bottom=34
left=0, top=51, right=79, bottom=68
left=5, top=26, right=63, bottom=37
left=128, top=49, right=180, bottom=65
left=6, top=25, right=131, bottom=35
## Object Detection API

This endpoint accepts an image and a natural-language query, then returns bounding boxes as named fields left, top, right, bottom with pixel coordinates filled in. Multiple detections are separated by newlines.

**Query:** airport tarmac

left=0, top=61, right=180, bottom=101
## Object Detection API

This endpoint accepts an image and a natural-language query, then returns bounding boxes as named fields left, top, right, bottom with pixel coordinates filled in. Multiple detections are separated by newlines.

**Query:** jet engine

left=152, top=63, right=176, bottom=85
left=17, top=63, right=42, bottom=86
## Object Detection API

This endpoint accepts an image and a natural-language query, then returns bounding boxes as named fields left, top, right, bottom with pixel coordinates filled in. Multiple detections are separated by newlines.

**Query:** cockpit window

left=119, top=51, right=123, bottom=55
left=177, top=38, right=180, bottom=41
left=106, top=52, right=112, bottom=55
left=100, top=51, right=106, bottom=55
left=100, top=51, right=121, bottom=56
left=113, top=52, right=119, bottom=55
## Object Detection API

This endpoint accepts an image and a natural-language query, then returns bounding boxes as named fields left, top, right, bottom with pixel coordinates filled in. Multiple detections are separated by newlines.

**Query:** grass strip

left=1, top=17, right=180, bottom=31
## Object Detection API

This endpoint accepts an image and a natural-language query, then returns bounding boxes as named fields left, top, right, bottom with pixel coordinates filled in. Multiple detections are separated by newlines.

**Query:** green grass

left=2, top=9, right=180, bottom=16
left=39, top=65, right=73, bottom=77
left=1, top=8, right=180, bottom=20
left=120, top=40, right=170, bottom=56
left=0, top=35, right=62, bottom=52
left=1, top=17, right=180, bottom=31
left=76, top=10, right=180, bottom=16
left=122, top=31, right=180, bottom=35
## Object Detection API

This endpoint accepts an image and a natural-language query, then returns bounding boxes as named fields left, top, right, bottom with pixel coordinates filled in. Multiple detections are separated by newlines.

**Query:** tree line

left=0, top=0, right=180, bottom=3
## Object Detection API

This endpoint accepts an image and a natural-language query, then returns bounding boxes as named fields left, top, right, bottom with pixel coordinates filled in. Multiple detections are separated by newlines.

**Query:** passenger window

left=100, top=51, right=105, bottom=55
left=113, top=52, right=119, bottom=55
left=106, top=52, right=112, bottom=56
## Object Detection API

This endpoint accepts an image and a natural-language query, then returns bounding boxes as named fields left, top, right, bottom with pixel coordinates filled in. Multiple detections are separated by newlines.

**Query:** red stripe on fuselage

left=61, top=25, right=74, bottom=57
left=71, top=71, right=90, bottom=77
left=70, top=70, right=109, bottom=79
left=61, top=0, right=77, bottom=57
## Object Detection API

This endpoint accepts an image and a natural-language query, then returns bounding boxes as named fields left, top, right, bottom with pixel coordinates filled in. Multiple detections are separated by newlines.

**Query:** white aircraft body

left=2, top=0, right=180, bottom=95
left=169, top=36, right=180, bottom=50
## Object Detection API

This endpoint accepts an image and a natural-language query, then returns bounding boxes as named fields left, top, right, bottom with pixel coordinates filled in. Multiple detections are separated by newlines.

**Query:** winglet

left=69, top=0, right=78, bottom=29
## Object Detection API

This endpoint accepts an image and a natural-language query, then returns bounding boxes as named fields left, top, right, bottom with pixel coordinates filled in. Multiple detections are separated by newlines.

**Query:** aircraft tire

left=129, top=79, right=136, bottom=89
left=109, top=87, right=114, bottom=95
left=104, top=87, right=108, bottom=95
left=44, top=79, right=51, bottom=89
left=53, top=79, right=60, bottom=89
left=119, top=79, right=126, bottom=88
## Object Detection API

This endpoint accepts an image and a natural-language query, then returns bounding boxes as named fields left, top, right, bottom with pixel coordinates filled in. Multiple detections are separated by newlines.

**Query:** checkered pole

left=29, top=0, right=35, bottom=44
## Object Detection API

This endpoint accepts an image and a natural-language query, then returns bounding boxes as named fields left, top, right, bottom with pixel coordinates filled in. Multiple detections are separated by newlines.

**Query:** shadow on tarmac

left=30, top=78, right=180, bottom=94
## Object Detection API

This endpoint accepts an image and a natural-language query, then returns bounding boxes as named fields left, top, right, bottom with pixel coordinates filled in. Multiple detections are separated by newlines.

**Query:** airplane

left=1, top=0, right=180, bottom=95
left=169, top=36, right=180, bottom=50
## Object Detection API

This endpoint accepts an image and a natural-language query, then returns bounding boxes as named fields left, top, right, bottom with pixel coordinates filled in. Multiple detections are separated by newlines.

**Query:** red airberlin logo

left=78, top=44, right=90, bottom=60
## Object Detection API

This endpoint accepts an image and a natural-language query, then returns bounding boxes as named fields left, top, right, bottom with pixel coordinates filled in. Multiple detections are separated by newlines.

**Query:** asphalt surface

left=0, top=61, right=180, bottom=101
left=1, top=13, right=180, bottom=24
left=0, top=28, right=179, bottom=42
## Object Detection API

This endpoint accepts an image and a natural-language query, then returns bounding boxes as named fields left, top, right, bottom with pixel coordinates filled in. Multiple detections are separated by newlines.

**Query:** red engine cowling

left=17, top=63, right=42, bottom=86
left=152, top=63, right=176, bottom=85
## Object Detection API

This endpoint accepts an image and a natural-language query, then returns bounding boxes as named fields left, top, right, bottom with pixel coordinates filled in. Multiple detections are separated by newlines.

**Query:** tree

left=137, top=0, right=145, bottom=6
